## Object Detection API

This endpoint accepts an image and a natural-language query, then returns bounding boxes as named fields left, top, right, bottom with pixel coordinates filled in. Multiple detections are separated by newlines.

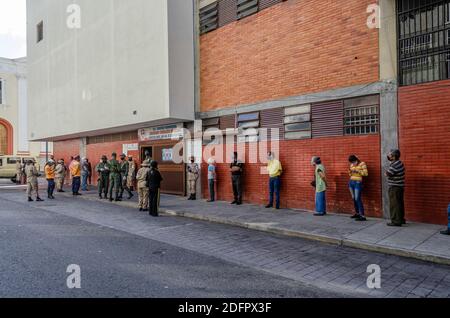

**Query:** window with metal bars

left=344, top=96, right=379, bottom=136
left=237, top=0, right=259, bottom=20
left=200, top=1, right=219, bottom=35
left=398, top=0, right=450, bottom=86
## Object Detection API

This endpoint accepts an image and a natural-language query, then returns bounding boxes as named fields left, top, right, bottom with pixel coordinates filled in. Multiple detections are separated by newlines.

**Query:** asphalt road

left=0, top=188, right=341, bottom=298
left=0, top=187, right=449, bottom=298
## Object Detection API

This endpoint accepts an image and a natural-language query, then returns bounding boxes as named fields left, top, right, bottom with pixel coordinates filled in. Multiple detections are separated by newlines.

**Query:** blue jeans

left=269, top=177, right=281, bottom=208
left=208, top=179, right=215, bottom=201
left=81, top=174, right=88, bottom=191
left=349, top=180, right=364, bottom=216
left=72, top=177, right=81, bottom=194
left=47, top=179, right=55, bottom=197
left=315, top=191, right=326, bottom=214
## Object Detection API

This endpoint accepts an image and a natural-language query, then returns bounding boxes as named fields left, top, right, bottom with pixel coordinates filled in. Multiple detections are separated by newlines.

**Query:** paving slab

left=67, top=191, right=450, bottom=266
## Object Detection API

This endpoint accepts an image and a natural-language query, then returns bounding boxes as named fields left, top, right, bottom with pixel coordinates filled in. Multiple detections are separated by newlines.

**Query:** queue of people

left=187, top=149, right=406, bottom=228
left=23, top=148, right=407, bottom=227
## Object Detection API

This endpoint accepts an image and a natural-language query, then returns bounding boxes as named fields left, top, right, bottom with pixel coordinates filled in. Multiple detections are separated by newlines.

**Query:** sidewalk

left=72, top=189, right=450, bottom=266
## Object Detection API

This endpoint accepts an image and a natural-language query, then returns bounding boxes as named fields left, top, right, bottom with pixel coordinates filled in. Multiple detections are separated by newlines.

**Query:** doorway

left=139, top=142, right=185, bottom=196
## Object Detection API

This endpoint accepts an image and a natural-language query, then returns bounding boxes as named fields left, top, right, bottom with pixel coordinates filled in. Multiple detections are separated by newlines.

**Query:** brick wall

left=53, top=139, right=81, bottom=165
left=200, top=0, right=380, bottom=112
left=202, top=135, right=382, bottom=216
left=86, top=140, right=139, bottom=185
left=398, top=79, right=450, bottom=225
left=53, top=138, right=139, bottom=186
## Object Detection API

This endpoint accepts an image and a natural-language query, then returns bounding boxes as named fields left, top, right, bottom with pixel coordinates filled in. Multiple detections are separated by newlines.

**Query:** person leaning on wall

left=265, top=151, right=283, bottom=210
left=311, top=156, right=327, bottom=216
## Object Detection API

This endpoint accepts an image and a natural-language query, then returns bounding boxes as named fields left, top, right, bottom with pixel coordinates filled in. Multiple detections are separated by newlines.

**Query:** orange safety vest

left=70, top=161, right=81, bottom=177
left=45, top=165, right=55, bottom=180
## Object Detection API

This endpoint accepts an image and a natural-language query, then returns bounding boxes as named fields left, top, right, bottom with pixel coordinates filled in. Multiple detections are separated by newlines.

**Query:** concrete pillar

left=380, top=82, right=398, bottom=219
left=16, top=75, right=29, bottom=154
left=80, top=137, right=87, bottom=158
left=379, top=0, right=399, bottom=219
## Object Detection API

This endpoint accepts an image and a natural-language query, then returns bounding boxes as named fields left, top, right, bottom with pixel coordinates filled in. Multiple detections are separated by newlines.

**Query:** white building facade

left=0, top=56, right=52, bottom=162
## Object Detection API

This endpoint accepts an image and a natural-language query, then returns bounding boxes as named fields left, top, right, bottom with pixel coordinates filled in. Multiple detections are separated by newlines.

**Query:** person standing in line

left=348, top=155, right=369, bottom=222
left=20, top=161, right=27, bottom=184
left=187, top=156, right=199, bottom=200
left=45, top=160, right=56, bottom=200
left=311, top=156, right=327, bottom=216
left=265, top=151, right=283, bottom=210
left=136, top=161, right=151, bottom=212
left=127, top=156, right=137, bottom=192
left=96, top=155, right=110, bottom=199
left=81, top=158, right=90, bottom=191
left=68, top=156, right=75, bottom=186
left=385, top=149, right=406, bottom=227
left=147, top=160, right=163, bottom=217
left=108, top=153, right=122, bottom=202
left=230, top=152, right=244, bottom=205
left=25, top=160, right=44, bottom=202
left=15, top=160, right=23, bottom=185
left=55, top=160, right=66, bottom=193
left=87, top=159, right=93, bottom=186
left=119, top=153, right=133, bottom=200
left=70, top=156, right=82, bottom=196
left=207, top=158, right=216, bottom=203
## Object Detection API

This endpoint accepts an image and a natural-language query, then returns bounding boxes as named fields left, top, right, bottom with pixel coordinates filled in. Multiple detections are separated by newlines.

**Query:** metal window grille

left=203, top=117, right=220, bottom=131
left=344, top=104, right=379, bottom=136
left=203, top=118, right=221, bottom=144
left=237, top=0, right=259, bottom=20
left=284, top=104, right=311, bottom=140
left=398, top=0, right=450, bottom=86
left=200, top=1, right=219, bottom=34
left=446, top=2, right=450, bottom=23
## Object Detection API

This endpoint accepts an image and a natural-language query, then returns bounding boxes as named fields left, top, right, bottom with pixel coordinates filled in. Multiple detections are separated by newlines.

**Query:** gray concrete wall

left=380, top=81, right=399, bottom=219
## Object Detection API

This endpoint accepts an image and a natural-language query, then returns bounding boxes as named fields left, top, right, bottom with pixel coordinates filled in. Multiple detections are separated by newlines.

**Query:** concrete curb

left=69, top=193, right=450, bottom=266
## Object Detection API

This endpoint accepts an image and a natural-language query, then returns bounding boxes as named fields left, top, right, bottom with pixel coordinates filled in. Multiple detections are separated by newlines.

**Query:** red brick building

left=48, top=0, right=450, bottom=225
left=197, top=0, right=450, bottom=225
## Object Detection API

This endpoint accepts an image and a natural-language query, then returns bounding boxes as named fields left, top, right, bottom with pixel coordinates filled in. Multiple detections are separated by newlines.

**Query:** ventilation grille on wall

left=237, top=0, right=259, bottom=20
left=200, top=1, right=219, bottom=34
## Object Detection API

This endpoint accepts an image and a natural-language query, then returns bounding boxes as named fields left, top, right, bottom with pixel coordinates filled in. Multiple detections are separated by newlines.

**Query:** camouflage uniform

left=96, top=158, right=110, bottom=199
left=108, top=157, right=121, bottom=201
left=127, top=160, right=137, bottom=189
left=25, top=163, right=41, bottom=200
left=15, top=161, right=23, bottom=184
left=55, top=162, right=66, bottom=191
left=119, top=158, right=133, bottom=199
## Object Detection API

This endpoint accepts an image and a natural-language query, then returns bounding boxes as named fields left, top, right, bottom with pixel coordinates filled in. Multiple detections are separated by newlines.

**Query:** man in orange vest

left=70, top=155, right=82, bottom=196
left=45, top=160, right=56, bottom=199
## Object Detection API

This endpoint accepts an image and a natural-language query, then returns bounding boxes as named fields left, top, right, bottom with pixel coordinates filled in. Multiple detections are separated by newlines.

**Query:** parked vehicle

left=0, top=156, right=40, bottom=183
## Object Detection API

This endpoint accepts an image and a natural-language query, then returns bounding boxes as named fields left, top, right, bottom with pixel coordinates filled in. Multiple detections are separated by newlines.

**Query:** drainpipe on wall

left=193, top=0, right=202, bottom=198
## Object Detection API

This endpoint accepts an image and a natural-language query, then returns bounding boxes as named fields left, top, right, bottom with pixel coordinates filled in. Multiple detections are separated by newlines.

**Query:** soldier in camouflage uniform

left=119, top=153, right=134, bottom=200
left=108, top=153, right=121, bottom=202
left=96, top=155, right=110, bottom=199
left=25, top=160, right=44, bottom=202
left=142, top=150, right=153, bottom=166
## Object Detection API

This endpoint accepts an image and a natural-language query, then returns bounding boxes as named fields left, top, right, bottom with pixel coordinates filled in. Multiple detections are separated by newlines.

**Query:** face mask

left=129, top=159, right=132, bottom=162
